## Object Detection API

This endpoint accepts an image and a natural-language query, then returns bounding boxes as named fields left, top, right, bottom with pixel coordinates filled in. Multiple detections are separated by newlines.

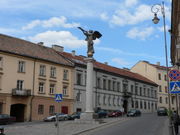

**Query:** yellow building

left=0, top=34, right=74, bottom=121
left=131, top=61, right=177, bottom=110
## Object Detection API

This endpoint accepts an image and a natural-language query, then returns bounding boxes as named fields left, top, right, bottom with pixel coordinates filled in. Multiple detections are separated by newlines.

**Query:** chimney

left=37, top=42, right=44, bottom=46
left=72, top=50, right=76, bottom=56
left=52, top=45, right=64, bottom=52
left=104, top=62, right=108, bottom=65
left=156, top=62, right=160, bottom=66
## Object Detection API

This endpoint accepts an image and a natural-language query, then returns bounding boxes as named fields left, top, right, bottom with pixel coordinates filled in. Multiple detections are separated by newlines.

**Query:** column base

left=75, top=112, right=99, bottom=124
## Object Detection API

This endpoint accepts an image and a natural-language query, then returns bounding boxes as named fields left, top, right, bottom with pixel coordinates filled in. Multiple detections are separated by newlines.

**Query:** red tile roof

left=59, top=52, right=158, bottom=86
left=0, top=34, right=73, bottom=67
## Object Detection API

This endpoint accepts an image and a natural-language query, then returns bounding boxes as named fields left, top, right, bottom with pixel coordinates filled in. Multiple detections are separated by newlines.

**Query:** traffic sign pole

left=55, top=94, right=63, bottom=135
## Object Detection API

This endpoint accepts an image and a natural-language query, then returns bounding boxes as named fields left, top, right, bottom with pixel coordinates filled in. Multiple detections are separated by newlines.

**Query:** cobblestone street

left=4, top=117, right=128, bottom=135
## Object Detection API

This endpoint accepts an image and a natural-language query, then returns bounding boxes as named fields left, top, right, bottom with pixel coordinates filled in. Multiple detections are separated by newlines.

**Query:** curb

left=72, top=117, right=130, bottom=135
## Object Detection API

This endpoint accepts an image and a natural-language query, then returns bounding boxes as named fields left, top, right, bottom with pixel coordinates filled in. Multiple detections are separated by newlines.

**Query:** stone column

left=77, top=57, right=96, bottom=122
left=85, top=57, right=94, bottom=113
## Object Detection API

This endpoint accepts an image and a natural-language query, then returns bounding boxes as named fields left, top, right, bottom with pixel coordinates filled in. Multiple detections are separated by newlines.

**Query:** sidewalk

left=4, top=117, right=129, bottom=135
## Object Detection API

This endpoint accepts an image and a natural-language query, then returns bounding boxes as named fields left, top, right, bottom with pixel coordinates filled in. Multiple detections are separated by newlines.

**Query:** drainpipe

left=29, top=59, right=36, bottom=121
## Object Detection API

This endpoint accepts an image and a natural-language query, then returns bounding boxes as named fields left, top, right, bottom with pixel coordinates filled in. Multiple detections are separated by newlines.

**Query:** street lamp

left=151, top=1, right=173, bottom=135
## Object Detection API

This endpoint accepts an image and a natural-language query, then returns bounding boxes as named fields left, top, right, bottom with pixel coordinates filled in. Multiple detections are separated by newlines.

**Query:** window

left=76, top=92, right=81, bottom=102
left=117, top=82, right=120, bottom=92
left=39, top=82, right=45, bottom=93
left=159, top=85, right=162, bottom=92
left=158, top=73, right=161, bottom=80
left=103, top=79, right=106, bottom=90
left=63, top=85, right=68, bottom=96
left=159, top=97, right=162, bottom=103
left=49, top=84, right=55, bottom=94
left=18, top=61, right=25, bottom=72
left=63, top=69, right=68, bottom=80
left=17, top=80, right=23, bottom=90
left=103, top=95, right=106, bottom=105
left=49, top=105, right=55, bottom=115
left=148, top=102, right=150, bottom=109
left=0, top=57, right=3, bottom=68
left=108, top=80, right=111, bottom=90
left=97, top=78, right=101, bottom=88
left=38, top=105, right=44, bottom=115
left=165, top=86, right=168, bottom=93
left=131, top=85, right=134, bottom=94
left=144, top=88, right=146, bottom=96
left=135, top=86, right=138, bottom=95
left=164, top=75, right=167, bottom=81
left=50, top=67, right=56, bottom=78
left=77, top=73, right=82, bottom=85
left=140, top=101, right=143, bottom=109
left=39, top=65, right=46, bottom=76
left=155, top=90, right=157, bottom=98
left=147, top=89, right=150, bottom=97
left=139, top=87, right=142, bottom=96
left=113, top=81, right=116, bottom=91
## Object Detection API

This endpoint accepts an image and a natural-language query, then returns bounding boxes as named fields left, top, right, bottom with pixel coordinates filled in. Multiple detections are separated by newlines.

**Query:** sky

left=0, top=0, right=172, bottom=69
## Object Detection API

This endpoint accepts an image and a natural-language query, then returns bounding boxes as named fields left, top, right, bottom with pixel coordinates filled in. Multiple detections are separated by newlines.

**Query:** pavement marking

left=73, top=118, right=132, bottom=135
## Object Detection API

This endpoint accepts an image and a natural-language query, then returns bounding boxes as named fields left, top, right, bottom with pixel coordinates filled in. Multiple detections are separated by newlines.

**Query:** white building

left=59, top=50, right=158, bottom=113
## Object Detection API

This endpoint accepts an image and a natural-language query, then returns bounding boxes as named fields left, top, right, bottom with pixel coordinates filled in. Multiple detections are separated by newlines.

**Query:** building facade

left=131, top=61, right=177, bottom=110
left=60, top=51, right=158, bottom=114
left=171, top=0, right=180, bottom=69
left=0, top=34, right=74, bottom=121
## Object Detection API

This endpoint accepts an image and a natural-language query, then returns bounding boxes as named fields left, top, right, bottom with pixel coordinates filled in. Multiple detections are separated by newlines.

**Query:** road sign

left=170, top=82, right=180, bottom=93
left=55, top=94, right=63, bottom=102
left=168, top=69, right=180, bottom=81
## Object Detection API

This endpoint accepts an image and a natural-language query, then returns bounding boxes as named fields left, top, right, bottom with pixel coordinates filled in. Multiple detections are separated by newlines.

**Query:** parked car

left=96, top=110, right=108, bottom=118
left=108, top=110, right=123, bottom=117
left=43, top=113, right=69, bottom=122
left=157, top=107, right=167, bottom=116
left=0, top=114, right=16, bottom=125
left=127, top=109, right=141, bottom=117
left=68, top=112, right=81, bottom=120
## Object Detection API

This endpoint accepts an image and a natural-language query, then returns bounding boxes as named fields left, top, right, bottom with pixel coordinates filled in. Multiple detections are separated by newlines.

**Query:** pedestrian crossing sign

left=55, top=94, right=63, bottom=102
left=170, top=82, right=180, bottom=93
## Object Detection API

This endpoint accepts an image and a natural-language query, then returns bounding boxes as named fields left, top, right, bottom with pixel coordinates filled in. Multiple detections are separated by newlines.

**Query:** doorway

left=10, top=104, right=25, bottom=122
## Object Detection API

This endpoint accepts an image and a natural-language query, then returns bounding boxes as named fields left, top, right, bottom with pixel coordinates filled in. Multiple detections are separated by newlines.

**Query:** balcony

left=123, top=91, right=132, bottom=98
left=12, top=88, right=31, bottom=96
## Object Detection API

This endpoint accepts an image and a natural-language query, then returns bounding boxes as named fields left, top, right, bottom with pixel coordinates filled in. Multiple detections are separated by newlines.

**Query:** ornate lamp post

left=151, top=1, right=173, bottom=135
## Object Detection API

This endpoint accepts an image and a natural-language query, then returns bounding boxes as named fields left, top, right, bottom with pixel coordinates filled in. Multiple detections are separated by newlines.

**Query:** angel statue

left=78, top=27, right=102, bottom=57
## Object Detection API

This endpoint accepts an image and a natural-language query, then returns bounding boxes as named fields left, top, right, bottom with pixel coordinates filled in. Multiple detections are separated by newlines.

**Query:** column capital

left=84, top=57, right=95, bottom=63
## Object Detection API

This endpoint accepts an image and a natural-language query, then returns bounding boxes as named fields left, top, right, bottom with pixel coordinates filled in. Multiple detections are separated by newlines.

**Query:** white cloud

left=112, top=58, right=130, bottom=66
left=96, top=47, right=164, bottom=60
left=27, top=30, right=100, bottom=49
left=27, top=31, right=85, bottom=48
left=22, top=16, right=80, bottom=30
left=100, top=13, right=109, bottom=21
left=157, top=25, right=170, bottom=32
left=125, top=0, right=138, bottom=7
left=109, top=4, right=152, bottom=27
left=126, top=27, right=154, bottom=40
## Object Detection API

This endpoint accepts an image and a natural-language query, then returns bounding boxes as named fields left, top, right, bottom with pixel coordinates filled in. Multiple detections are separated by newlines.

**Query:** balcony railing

left=123, top=91, right=132, bottom=98
left=12, top=88, right=31, bottom=96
